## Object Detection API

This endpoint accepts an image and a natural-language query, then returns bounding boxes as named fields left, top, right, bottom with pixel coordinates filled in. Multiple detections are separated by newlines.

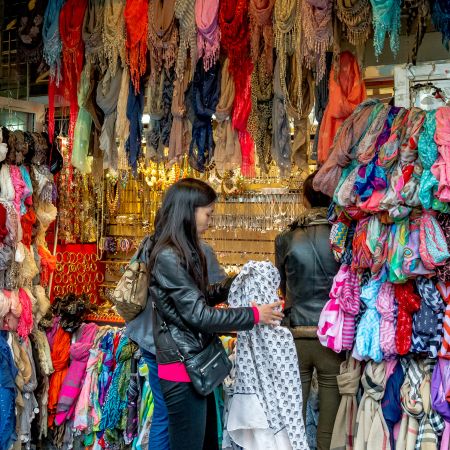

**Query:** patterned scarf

left=301, top=0, right=333, bottom=82
left=148, top=0, right=179, bottom=79
left=82, top=0, right=105, bottom=67
left=431, top=107, right=450, bottom=202
left=43, top=0, right=65, bottom=84
left=189, top=59, right=221, bottom=172
left=220, top=0, right=254, bottom=176
left=376, top=281, right=396, bottom=358
left=196, top=0, right=221, bottom=71
left=17, top=0, right=46, bottom=64
left=432, top=0, right=450, bottom=50
left=336, top=0, right=371, bottom=48
left=249, top=0, right=275, bottom=75
left=330, top=357, right=361, bottom=450
left=437, top=213, right=450, bottom=283
left=431, top=359, right=450, bottom=448
left=124, top=0, right=148, bottom=93
left=419, top=210, right=450, bottom=270
left=370, top=0, right=401, bottom=59
left=175, top=0, right=196, bottom=80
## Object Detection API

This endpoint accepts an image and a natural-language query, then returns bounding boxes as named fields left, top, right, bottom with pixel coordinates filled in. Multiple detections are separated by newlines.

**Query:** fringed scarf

left=220, top=0, right=255, bottom=177
left=103, top=0, right=126, bottom=81
left=301, top=0, right=333, bottom=82
left=336, top=0, right=371, bottom=49
left=148, top=0, right=179, bottom=80
left=249, top=0, right=275, bottom=75
left=43, top=0, right=65, bottom=84
left=124, top=0, right=149, bottom=93
left=196, top=0, right=221, bottom=72
left=432, top=0, right=450, bottom=50
left=189, top=59, right=221, bottom=172
left=404, top=0, right=430, bottom=64
left=214, top=58, right=241, bottom=173
left=82, top=0, right=105, bottom=68
left=175, top=0, right=196, bottom=80
left=370, top=0, right=402, bottom=59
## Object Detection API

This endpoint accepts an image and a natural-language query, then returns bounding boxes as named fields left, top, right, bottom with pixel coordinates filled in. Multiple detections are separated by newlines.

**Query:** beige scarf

left=117, top=67, right=131, bottom=170
left=175, top=0, right=196, bottom=80
left=336, top=0, right=371, bottom=48
left=214, top=58, right=241, bottom=173
left=103, top=0, right=126, bottom=80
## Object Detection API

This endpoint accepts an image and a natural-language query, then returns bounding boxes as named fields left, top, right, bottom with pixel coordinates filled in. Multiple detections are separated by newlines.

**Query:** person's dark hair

left=148, top=178, right=217, bottom=291
left=303, top=170, right=331, bottom=208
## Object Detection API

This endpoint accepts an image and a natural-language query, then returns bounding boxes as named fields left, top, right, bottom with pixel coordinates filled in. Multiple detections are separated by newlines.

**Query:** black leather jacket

left=151, top=246, right=255, bottom=364
left=275, top=208, right=339, bottom=333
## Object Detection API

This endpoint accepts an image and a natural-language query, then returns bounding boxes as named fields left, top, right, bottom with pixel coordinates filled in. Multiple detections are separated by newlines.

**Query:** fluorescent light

left=142, top=114, right=150, bottom=124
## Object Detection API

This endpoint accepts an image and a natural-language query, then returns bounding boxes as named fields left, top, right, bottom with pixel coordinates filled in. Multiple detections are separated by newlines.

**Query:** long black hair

left=148, top=178, right=217, bottom=291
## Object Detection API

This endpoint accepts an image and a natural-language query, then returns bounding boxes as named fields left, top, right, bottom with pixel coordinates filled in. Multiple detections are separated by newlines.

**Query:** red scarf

left=125, top=0, right=149, bottom=93
left=220, top=0, right=255, bottom=176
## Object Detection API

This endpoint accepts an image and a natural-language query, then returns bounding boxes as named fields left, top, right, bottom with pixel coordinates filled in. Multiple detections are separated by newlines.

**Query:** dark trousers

left=160, top=379, right=218, bottom=450
left=295, top=338, right=345, bottom=450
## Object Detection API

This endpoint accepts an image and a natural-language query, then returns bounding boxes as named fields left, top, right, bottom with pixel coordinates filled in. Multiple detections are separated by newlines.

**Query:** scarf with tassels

left=432, top=0, right=450, bottom=50
left=214, top=58, right=241, bottom=173
left=404, top=0, right=430, bottom=64
left=220, top=0, right=255, bottom=177
left=196, top=0, right=221, bottom=72
left=370, top=0, right=401, bottom=59
left=189, top=59, right=221, bottom=172
left=82, top=0, right=105, bottom=67
left=148, top=0, right=179, bottom=80
left=336, top=0, right=371, bottom=49
left=103, top=0, right=126, bottom=81
left=175, top=0, right=196, bottom=80
left=124, top=0, right=148, bottom=93
left=249, top=0, right=275, bottom=75
left=43, top=0, right=65, bottom=85
left=330, top=357, right=361, bottom=450
left=301, top=0, right=333, bottom=83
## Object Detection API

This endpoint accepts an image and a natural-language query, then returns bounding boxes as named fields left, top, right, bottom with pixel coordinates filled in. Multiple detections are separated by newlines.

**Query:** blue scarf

left=43, top=0, right=65, bottom=83
left=125, top=78, right=144, bottom=173
left=432, top=0, right=450, bottom=50
left=370, top=0, right=401, bottom=59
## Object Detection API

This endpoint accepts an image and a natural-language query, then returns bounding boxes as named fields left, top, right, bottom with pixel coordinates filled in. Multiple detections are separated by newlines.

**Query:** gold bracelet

left=95, top=272, right=105, bottom=284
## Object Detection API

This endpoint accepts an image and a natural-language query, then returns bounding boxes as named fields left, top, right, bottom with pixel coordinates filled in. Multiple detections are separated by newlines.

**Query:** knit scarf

left=431, top=107, right=450, bottom=202
left=148, top=0, right=178, bottom=80
left=432, top=0, right=450, bottom=50
left=370, top=0, right=401, bottom=59
left=249, top=0, right=275, bottom=75
left=103, top=0, right=126, bottom=82
left=301, top=0, right=333, bottom=82
left=43, top=0, right=65, bottom=84
left=82, top=0, right=105, bottom=67
left=248, top=57, right=273, bottom=174
left=330, top=357, right=361, bottom=450
left=376, top=281, right=397, bottom=358
left=125, top=77, right=145, bottom=173
left=175, top=0, right=196, bottom=80
left=196, top=0, right=221, bottom=71
left=336, top=0, right=371, bottom=48
left=214, top=58, right=241, bottom=173
left=124, top=0, right=148, bottom=93
left=220, top=0, right=254, bottom=177
left=189, top=59, right=221, bottom=172
left=354, top=361, right=391, bottom=450
left=317, top=51, right=366, bottom=164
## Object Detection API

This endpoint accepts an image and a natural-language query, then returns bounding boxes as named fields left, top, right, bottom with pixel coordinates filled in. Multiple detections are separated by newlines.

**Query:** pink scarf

left=432, top=107, right=450, bottom=201
left=196, top=0, right=221, bottom=71
left=10, top=165, right=26, bottom=215
left=55, top=323, right=98, bottom=425
left=376, top=282, right=397, bottom=358
left=17, top=288, right=33, bottom=338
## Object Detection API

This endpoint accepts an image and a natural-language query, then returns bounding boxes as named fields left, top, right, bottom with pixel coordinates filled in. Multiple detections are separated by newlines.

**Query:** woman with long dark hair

left=148, top=178, right=283, bottom=450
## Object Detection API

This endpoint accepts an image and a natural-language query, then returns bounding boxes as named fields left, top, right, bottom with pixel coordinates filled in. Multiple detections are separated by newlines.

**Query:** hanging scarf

left=405, top=0, right=430, bottom=64
left=17, top=0, right=46, bottom=64
left=419, top=210, right=450, bottom=270
left=387, top=219, right=409, bottom=283
left=317, top=51, right=366, bottom=164
left=336, top=0, right=371, bottom=49
left=370, top=0, right=401, bottom=59
left=411, top=277, right=444, bottom=355
left=351, top=216, right=373, bottom=271
left=376, top=282, right=396, bottom=358
left=248, top=57, right=273, bottom=174
left=354, top=361, right=391, bottom=450
left=125, top=78, right=145, bottom=173
left=432, top=107, right=450, bottom=202
left=249, top=0, right=275, bottom=75
left=196, top=0, right=221, bottom=71
left=431, top=359, right=450, bottom=448
left=103, top=0, right=126, bottom=82
left=301, top=0, right=333, bottom=82
left=437, top=213, right=450, bottom=283
left=439, top=283, right=450, bottom=359
left=395, top=281, right=421, bottom=355
left=43, top=0, right=65, bottom=84
left=189, top=59, right=221, bottom=172
left=220, top=0, right=254, bottom=177
left=175, top=0, right=196, bottom=80
left=330, top=357, right=361, bottom=450
left=214, top=58, right=241, bottom=173
left=432, top=0, right=450, bottom=50
left=117, top=68, right=131, bottom=167
left=82, top=0, right=105, bottom=67
left=148, top=0, right=179, bottom=80
left=124, top=0, right=148, bottom=93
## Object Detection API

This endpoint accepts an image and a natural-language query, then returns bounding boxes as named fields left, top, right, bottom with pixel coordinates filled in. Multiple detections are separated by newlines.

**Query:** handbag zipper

left=200, top=351, right=222, bottom=374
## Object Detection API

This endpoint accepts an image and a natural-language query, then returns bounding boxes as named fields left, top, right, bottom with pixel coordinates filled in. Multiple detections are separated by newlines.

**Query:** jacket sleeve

left=206, top=276, right=237, bottom=307
left=152, top=248, right=255, bottom=334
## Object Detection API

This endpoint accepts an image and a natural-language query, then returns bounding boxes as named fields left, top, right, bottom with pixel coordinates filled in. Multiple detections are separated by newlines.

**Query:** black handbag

left=154, top=307, right=232, bottom=396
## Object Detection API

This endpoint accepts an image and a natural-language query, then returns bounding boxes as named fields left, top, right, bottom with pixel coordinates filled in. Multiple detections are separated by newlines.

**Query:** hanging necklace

left=106, top=178, right=120, bottom=216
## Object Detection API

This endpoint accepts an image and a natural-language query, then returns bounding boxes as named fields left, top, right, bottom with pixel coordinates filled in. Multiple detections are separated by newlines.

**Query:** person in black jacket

left=148, top=178, right=283, bottom=450
left=275, top=171, right=344, bottom=450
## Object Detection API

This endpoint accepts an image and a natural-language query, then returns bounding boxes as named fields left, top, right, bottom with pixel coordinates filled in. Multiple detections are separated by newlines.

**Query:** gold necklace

left=106, top=179, right=120, bottom=216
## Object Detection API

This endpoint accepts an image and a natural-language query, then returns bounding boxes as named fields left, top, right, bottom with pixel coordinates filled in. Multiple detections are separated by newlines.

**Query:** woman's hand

left=252, top=301, right=285, bottom=326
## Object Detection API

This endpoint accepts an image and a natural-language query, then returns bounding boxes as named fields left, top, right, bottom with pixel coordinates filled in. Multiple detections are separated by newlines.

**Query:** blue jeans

left=142, top=351, right=170, bottom=450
